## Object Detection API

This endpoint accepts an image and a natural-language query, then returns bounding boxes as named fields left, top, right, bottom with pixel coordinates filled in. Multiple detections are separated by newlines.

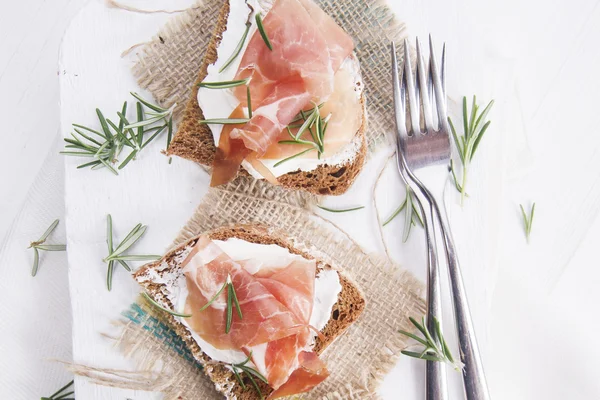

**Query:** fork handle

left=414, top=194, right=448, bottom=400
left=432, top=204, right=491, bottom=400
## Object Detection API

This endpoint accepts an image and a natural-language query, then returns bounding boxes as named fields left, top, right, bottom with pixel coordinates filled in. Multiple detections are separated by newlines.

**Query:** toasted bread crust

left=168, top=0, right=367, bottom=196
left=134, top=224, right=365, bottom=399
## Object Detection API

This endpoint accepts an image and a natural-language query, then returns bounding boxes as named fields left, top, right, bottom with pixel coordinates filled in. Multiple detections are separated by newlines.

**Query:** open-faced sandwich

left=134, top=225, right=365, bottom=399
left=168, top=0, right=367, bottom=195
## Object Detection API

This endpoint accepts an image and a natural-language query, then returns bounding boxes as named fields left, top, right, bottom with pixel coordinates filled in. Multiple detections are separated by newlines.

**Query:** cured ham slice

left=268, top=351, right=330, bottom=399
left=183, top=238, right=304, bottom=348
left=182, top=236, right=330, bottom=396
left=211, top=0, right=354, bottom=184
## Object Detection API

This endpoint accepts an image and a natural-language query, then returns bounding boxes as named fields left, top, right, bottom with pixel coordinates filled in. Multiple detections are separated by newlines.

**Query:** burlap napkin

left=70, top=0, right=426, bottom=398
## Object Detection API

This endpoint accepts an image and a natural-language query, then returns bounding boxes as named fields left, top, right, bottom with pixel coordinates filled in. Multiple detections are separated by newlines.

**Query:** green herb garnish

left=62, top=93, right=175, bottom=174
left=317, top=205, right=365, bottom=213
left=246, top=86, right=253, bottom=118
left=520, top=203, right=535, bottom=243
left=382, top=185, right=423, bottom=242
left=41, top=379, right=74, bottom=400
left=448, top=96, right=494, bottom=205
left=141, top=292, right=192, bottom=318
left=272, top=148, right=315, bottom=167
left=255, top=13, right=272, bottom=51
left=198, top=78, right=250, bottom=89
left=218, top=1, right=254, bottom=73
left=103, top=215, right=160, bottom=291
left=399, top=316, right=462, bottom=371
left=231, top=351, right=268, bottom=399
left=197, top=274, right=242, bottom=334
left=28, top=219, right=66, bottom=277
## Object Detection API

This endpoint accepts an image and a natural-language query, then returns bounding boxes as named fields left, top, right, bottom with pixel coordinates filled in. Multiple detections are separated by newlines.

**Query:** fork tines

left=391, top=37, right=447, bottom=136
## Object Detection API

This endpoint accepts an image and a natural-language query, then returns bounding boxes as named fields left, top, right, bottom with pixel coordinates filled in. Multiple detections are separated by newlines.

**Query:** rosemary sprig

left=230, top=351, right=268, bottom=399
left=520, top=203, right=535, bottom=243
left=198, top=78, right=250, bottom=89
left=275, top=103, right=330, bottom=167
left=399, top=316, right=462, bottom=371
left=255, top=13, right=272, bottom=51
left=141, top=292, right=192, bottom=318
left=273, top=148, right=315, bottom=167
left=62, top=93, right=175, bottom=174
left=199, top=118, right=250, bottom=125
left=41, top=379, right=75, bottom=400
left=382, top=186, right=423, bottom=242
left=197, top=274, right=242, bottom=334
left=103, top=215, right=160, bottom=291
left=28, top=219, right=66, bottom=277
left=448, top=96, right=494, bottom=205
left=317, top=205, right=365, bottom=213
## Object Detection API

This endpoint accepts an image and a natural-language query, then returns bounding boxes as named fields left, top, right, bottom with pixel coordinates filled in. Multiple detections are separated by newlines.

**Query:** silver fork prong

left=391, top=42, right=407, bottom=136
left=429, top=36, right=447, bottom=125
left=441, top=42, right=446, bottom=99
left=416, top=38, right=434, bottom=131
left=403, top=38, right=421, bottom=135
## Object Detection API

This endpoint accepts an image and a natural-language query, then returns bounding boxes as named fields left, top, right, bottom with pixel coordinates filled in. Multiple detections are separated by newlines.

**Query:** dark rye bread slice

left=167, top=0, right=368, bottom=196
left=133, top=224, right=366, bottom=399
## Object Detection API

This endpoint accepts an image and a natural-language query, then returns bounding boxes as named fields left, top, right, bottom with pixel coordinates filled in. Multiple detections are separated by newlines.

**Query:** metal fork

left=391, top=38, right=491, bottom=400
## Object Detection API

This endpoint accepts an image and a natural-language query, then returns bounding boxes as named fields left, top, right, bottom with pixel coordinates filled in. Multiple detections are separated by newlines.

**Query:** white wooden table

left=2, top=0, right=600, bottom=399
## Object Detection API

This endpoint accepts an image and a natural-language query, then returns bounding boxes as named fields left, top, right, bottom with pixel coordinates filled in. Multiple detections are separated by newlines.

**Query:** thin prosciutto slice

left=211, top=0, right=354, bottom=184
left=183, top=237, right=304, bottom=348
left=181, top=236, right=331, bottom=395
left=268, top=351, right=330, bottom=399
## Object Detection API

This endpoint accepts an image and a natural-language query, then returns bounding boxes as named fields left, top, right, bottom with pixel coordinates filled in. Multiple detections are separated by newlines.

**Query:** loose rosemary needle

left=520, top=202, right=536, bottom=243
left=399, top=316, right=463, bottom=371
left=382, top=186, right=423, bottom=242
left=28, top=219, right=66, bottom=277
left=317, top=205, right=365, bottom=213
left=103, top=214, right=160, bottom=291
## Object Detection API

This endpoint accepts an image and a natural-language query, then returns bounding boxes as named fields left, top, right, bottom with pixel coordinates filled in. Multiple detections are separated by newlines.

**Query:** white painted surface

left=1, top=0, right=600, bottom=399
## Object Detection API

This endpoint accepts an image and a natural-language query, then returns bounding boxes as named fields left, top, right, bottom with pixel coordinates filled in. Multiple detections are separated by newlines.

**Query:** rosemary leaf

left=233, top=368, right=246, bottom=389
left=106, top=260, right=115, bottom=291
left=247, top=86, right=253, bottom=119
left=226, top=283, right=234, bottom=334
left=39, top=219, right=60, bottom=242
left=198, top=280, right=227, bottom=312
left=118, top=259, right=132, bottom=272
left=219, top=22, right=251, bottom=73
left=35, top=244, right=67, bottom=251
left=403, top=186, right=414, bottom=243
left=142, top=292, right=192, bottom=318
left=198, top=78, right=250, bottom=89
left=31, top=248, right=40, bottom=277
left=130, top=92, right=165, bottom=113
left=255, top=13, right=273, bottom=51
left=273, top=148, right=314, bottom=167
left=383, top=199, right=407, bottom=226
left=118, top=149, right=137, bottom=170
left=199, top=118, right=250, bottom=125
left=238, top=365, right=268, bottom=384
left=520, top=203, right=535, bottom=243
left=317, top=205, right=365, bottom=213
